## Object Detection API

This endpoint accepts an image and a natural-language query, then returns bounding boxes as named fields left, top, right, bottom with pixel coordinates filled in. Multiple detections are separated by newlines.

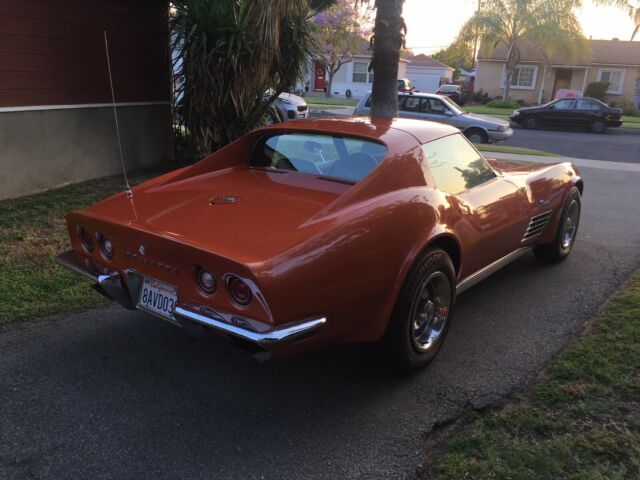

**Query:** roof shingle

left=477, top=39, right=640, bottom=66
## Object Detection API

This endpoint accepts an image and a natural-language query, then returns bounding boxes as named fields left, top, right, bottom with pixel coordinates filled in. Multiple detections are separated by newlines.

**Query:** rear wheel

left=534, top=187, right=581, bottom=263
left=524, top=115, right=539, bottom=129
left=590, top=119, right=606, bottom=133
left=465, top=128, right=488, bottom=144
left=380, top=248, right=456, bottom=370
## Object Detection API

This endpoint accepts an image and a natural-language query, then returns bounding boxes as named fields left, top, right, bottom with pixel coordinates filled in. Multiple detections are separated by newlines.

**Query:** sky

left=403, top=0, right=639, bottom=55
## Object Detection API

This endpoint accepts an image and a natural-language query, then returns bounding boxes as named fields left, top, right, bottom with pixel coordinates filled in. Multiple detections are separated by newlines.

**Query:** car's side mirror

left=304, top=140, right=323, bottom=155
left=444, top=110, right=454, bottom=116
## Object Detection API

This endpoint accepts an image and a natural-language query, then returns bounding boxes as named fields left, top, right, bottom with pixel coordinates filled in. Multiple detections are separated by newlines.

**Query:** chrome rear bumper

left=55, top=250, right=325, bottom=345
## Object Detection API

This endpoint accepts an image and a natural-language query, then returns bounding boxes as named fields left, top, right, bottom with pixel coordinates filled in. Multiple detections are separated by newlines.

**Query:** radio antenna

left=103, top=31, right=132, bottom=197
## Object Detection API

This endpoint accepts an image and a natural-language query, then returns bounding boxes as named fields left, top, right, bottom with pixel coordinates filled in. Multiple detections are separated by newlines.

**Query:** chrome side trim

left=456, top=247, right=533, bottom=295
left=173, top=305, right=326, bottom=345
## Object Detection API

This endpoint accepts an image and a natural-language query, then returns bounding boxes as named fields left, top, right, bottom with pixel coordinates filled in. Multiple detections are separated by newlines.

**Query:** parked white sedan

left=354, top=92, right=512, bottom=144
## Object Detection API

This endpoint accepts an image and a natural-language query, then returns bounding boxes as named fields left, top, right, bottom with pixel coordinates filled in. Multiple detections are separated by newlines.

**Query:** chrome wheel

left=561, top=199, right=580, bottom=248
left=410, top=271, right=451, bottom=352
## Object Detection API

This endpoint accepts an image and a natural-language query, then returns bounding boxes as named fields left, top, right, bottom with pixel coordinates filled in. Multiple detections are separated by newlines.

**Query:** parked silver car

left=273, top=92, right=309, bottom=120
left=354, top=92, right=512, bottom=143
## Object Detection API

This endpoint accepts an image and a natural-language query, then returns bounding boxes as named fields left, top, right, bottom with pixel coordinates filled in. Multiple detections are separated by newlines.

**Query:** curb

left=486, top=152, right=640, bottom=173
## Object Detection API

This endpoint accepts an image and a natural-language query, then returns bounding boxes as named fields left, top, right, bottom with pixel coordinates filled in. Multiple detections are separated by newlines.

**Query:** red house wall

left=0, top=0, right=169, bottom=108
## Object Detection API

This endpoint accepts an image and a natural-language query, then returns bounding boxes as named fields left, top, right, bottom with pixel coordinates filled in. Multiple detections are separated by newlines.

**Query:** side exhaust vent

left=522, top=210, right=552, bottom=242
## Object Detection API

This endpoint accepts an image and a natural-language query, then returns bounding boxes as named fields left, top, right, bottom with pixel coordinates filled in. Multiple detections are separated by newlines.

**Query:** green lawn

left=465, top=105, right=513, bottom=117
left=307, top=103, right=350, bottom=110
left=303, top=96, right=359, bottom=107
left=476, top=144, right=560, bottom=157
left=0, top=167, right=175, bottom=325
left=430, top=270, right=640, bottom=479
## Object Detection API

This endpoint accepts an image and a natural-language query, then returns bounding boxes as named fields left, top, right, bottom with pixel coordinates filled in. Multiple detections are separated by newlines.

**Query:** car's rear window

left=251, top=133, right=388, bottom=182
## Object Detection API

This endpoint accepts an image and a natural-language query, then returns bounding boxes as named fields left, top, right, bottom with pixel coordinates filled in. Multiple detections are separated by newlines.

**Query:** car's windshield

left=438, top=95, right=463, bottom=115
left=251, top=133, right=388, bottom=183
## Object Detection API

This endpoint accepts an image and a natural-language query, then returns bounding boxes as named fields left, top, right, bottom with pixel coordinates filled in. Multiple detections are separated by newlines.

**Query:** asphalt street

left=311, top=107, right=640, bottom=163
left=505, top=126, right=640, bottom=163
left=2, top=162, right=640, bottom=480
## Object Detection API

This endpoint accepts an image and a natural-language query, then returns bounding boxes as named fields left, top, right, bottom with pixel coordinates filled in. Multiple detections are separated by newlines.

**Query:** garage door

left=409, top=73, right=441, bottom=93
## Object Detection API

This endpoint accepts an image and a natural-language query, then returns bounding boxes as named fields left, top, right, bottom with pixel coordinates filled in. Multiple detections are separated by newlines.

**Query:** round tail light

left=196, top=267, right=216, bottom=294
left=98, top=234, right=114, bottom=259
left=227, top=276, right=251, bottom=306
left=77, top=227, right=94, bottom=252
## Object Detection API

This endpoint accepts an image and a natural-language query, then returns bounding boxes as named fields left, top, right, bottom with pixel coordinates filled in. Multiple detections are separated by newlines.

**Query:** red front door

left=313, top=61, right=326, bottom=91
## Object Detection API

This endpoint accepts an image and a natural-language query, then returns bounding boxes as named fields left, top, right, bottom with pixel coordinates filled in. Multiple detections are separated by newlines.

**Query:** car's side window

left=401, top=96, right=420, bottom=112
left=428, top=98, right=448, bottom=115
left=553, top=99, right=576, bottom=109
left=419, top=98, right=430, bottom=113
left=577, top=99, right=601, bottom=111
left=421, top=134, right=496, bottom=194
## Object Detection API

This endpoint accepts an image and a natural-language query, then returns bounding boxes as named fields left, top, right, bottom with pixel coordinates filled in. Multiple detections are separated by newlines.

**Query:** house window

left=510, top=65, right=537, bottom=89
left=353, top=61, right=373, bottom=83
left=597, top=69, right=625, bottom=94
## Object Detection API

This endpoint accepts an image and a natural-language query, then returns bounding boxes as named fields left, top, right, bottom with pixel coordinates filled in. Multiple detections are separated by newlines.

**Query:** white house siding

left=405, top=66, right=452, bottom=93
left=310, top=57, right=409, bottom=99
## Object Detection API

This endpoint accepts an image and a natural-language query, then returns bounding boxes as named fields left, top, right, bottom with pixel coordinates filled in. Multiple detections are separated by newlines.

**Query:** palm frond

left=171, top=0, right=319, bottom=155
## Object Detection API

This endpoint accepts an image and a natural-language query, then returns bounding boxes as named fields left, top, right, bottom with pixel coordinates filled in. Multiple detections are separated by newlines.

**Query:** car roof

left=398, top=92, right=442, bottom=99
left=261, top=116, right=458, bottom=145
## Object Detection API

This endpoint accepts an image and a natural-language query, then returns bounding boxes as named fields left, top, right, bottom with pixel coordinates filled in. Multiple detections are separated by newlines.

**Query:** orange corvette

left=57, top=117, right=583, bottom=369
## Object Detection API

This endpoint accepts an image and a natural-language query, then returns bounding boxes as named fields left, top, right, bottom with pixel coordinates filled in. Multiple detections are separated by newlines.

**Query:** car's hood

left=278, top=92, right=307, bottom=106
left=461, top=112, right=510, bottom=127
left=81, top=167, right=350, bottom=263
left=512, top=106, right=540, bottom=114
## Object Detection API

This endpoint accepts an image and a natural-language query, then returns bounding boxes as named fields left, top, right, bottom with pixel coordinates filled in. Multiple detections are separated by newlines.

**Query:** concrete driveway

left=1, top=159, right=640, bottom=480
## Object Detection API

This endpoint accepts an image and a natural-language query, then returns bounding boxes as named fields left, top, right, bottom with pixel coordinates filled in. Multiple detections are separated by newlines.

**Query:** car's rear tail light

left=98, top=233, right=114, bottom=259
left=227, top=275, right=252, bottom=306
left=195, top=266, right=217, bottom=294
left=77, top=227, right=94, bottom=252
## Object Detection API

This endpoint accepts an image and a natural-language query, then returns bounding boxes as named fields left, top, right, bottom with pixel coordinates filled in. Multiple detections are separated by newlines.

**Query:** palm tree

left=593, top=0, right=640, bottom=108
left=171, top=0, right=329, bottom=156
left=460, top=0, right=586, bottom=100
left=368, top=0, right=406, bottom=117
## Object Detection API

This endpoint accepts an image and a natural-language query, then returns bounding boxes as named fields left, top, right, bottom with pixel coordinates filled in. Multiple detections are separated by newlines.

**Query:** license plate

left=137, top=277, right=178, bottom=323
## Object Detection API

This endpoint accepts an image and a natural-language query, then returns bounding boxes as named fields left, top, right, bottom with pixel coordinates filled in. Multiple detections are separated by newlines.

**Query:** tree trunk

left=503, top=67, right=512, bottom=100
left=325, top=71, right=333, bottom=98
left=370, top=0, right=404, bottom=117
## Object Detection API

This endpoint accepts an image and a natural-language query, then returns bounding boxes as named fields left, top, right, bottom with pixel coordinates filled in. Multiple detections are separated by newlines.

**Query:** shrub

left=584, top=81, right=609, bottom=101
left=618, top=100, right=639, bottom=116
left=486, top=98, right=520, bottom=109
left=472, top=89, right=490, bottom=104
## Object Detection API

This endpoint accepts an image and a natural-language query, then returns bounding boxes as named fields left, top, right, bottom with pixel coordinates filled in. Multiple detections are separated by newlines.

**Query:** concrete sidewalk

left=486, top=151, right=640, bottom=173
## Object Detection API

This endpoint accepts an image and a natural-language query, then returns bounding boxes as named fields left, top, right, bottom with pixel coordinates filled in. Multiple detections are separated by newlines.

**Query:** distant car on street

left=510, top=97, right=623, bottom=133
left=354, top=92, right=512, bottom=144
left=435, top=84, right=463, bottom=105
left=398, top=78, right=414, bottom=92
